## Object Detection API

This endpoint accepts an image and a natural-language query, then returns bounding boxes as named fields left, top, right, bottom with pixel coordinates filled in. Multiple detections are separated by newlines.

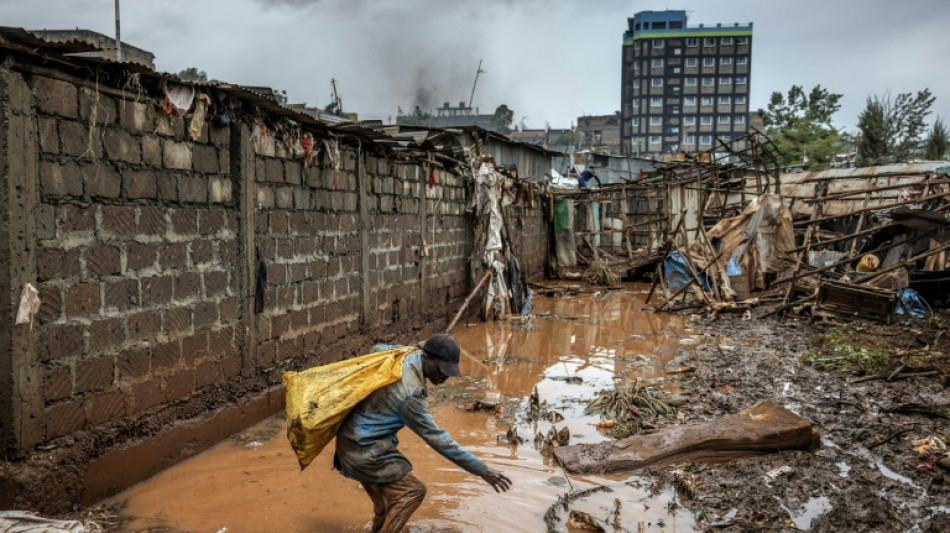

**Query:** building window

left=684, top=135, right=695, bottom=145
left=652, top=58, right=664, bottom=68
left=634, top=61, right=640, bottom=71
left=634, top=23, right=640, bottom=31
left=722, top=37, right=733, bottom=45
left=700, top=135, right=712, bottom=145
left=650, top=116, right=662, bottom=126
left=673, top=47, right=682, bottom=55
left=701, top=116, right=713, bottom=125
left=718, top=115, right=731, bottom=124
left=735, top=76, right=747, bottom=85
left=701, top=96, right=713, bottom=106
left=651, top=78, right=663, bottom=87
left=720, top=135, right=731, bottom=142
left=685, top=77, right=697, bottom=87
left=737, top=36, right=749, bottom=45
left=685, top=37, right=698, bottom=47
left=702, top=77, right=714, bottom=87
left=719, top=96, right=731, bottom=105
left=649, top=135, right=662, bottom=145
left=633, top=79, right=641, bottom=89
left=652, top=22, right=667, bottom=30
left=652, top=39, right=664, bottom=48
left=703, top=37, right=716, bottom=47
left=720, top=76, right=732, bottom=85
left=684, top=116, right=696, bottom=126
left=737, top=56, right=748, bottom=65
left=686, top=57, right=698, bottom=67
left=720, top=57, right=732, bottom=65
left=669, top=126, right=680, bottom=134
left=735, top=95, right=747, bottom=105
left=685, top=96, right=697, bottom=106
left=734, top=115, right=746, bottom=124
left=650, top=97, right=662, bottom=107
left=703, top=57, right=715, bottom=67
left=670, top=20, right=683, bottom=29
left=631, top=117, right=639, bottom=126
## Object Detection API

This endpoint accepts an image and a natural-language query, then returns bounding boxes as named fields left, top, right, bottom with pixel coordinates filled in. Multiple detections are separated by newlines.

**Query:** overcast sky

left=3, top=0, right=949, bottom=133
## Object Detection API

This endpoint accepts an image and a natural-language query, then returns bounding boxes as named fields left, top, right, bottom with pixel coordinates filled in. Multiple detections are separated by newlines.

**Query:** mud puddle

left=102, top=284, right=704, bottom=532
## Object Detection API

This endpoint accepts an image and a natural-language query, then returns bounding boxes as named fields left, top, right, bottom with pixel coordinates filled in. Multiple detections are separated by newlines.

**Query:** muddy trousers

left=360, top=472, right=427, bottom=533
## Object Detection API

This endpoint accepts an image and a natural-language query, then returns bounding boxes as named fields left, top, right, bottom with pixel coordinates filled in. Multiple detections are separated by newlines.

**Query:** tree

left=175, top=67, right=207, bottom=82
left=923, top=118, right=947, bottom=161
left=757, top=85, right=842, bottom=170
left=491, top=104, right=514, bottom=135
left=856, top=89, right=936, bottom=165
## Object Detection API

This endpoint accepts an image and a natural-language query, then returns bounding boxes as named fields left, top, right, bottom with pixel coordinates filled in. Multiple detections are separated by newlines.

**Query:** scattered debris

left=585, top=386, right=679, bottom=438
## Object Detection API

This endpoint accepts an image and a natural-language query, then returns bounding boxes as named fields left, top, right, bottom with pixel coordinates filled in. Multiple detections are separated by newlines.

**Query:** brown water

left=107, top=284, right=702, bottom=532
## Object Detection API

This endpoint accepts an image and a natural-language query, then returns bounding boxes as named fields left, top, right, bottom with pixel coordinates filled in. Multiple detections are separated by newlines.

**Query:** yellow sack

left=283, top=346, right=414, bottom=470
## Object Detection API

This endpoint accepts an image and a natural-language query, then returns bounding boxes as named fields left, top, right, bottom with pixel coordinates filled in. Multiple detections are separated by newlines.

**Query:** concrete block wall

left=0, top=65, right=550, bottom=477
left=27, top=73, right=242, bottom=442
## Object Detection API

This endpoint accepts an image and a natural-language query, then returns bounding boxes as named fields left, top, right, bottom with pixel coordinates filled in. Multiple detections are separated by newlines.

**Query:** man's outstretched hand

left=480, top=468, right=513, bottom=492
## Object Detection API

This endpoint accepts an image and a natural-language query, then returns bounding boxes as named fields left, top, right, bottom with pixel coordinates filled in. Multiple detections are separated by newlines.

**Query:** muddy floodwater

left=105, top=284, right=705, bottom=532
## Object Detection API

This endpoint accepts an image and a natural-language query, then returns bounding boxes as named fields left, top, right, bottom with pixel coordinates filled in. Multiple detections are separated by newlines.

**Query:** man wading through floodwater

left=334, top=333, right=513, bottom=532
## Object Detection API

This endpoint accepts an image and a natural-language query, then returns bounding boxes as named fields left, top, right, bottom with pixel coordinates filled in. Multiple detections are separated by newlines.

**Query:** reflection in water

left=108, top=284, right=698, bottom=532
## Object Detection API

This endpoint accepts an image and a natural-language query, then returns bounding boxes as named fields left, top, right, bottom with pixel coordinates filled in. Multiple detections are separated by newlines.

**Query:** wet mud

left=88, top=286, right=950, bottom=532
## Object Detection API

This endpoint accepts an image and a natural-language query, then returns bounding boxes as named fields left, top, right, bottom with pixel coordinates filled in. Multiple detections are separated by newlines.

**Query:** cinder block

left=162, top=140, right=193, bottom=169
left=193, top=144, right=219, bottom=173
left=79, top=87, right=116, bottom=125
left=180, top=175, right=208, bottom=203
left=86, top=390, right=127, bottom=424
left=87, top=318, right=125, bottom=352
left=83, top=162, right=121, bottom=199
left=209, top=177, right=232, bottom=203
left=37, top=247, right=81, bottom=281
left=84, top=243, right=122, bottom=277
left=39, top=161, right=83, bottom=197
left=103, top=127, right=141, bottom=163
left=44, top=399, right=86, bottom=439
left=42, top=364, right=73, bottom=402
left=125, top=169, right=158, bottom=200
left=65, top=282, right=101, bottom=317
left=138, top=206, right=166, bottom=235
left=119, top=101, right=149, bottom=130
left=142, top=135, right=162, bottom=166
left=38, top=117, right=59, bottom=154
left=33, top=76, right=78, bottom=117
left=74, top=355, right=115, bottom=393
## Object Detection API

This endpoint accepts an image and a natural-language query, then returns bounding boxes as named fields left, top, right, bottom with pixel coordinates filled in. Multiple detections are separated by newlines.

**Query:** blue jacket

left=334, top=345, right=488, bottom=484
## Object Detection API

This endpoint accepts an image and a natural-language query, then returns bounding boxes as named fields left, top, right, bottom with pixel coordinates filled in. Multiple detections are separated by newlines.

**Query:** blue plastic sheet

left=895, top=288, right=930, bottom=319
left=663, top=251, right=713, bottom=292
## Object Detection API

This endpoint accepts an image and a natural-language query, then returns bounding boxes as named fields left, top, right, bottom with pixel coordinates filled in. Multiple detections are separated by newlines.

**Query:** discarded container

left=596, top=420, right=616, bottom=429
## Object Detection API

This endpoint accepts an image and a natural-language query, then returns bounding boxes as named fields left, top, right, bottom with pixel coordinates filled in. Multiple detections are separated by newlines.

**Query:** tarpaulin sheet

left=283, top=346, right=414, bottom=470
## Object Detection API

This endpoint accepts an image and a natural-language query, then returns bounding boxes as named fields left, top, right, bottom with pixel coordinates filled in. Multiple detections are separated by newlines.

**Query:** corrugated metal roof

left=775, top=162, right=948, bottom=217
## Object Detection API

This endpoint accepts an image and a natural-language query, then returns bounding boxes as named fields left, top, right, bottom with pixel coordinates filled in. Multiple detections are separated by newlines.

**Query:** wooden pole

left=445, top=270, right=491, bottom=333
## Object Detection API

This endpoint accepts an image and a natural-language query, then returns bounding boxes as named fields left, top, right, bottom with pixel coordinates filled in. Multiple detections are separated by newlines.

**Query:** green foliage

left=924, top=118, right=948, bottom=161
left=857, top=89, right=936, bottom=165
left=491, top=104, right=514, bottom=134
left=757, top=85, right=842, bottom=169
left=175, top=67, right=207, bottom=82
left=803, top=324, right=890, bottom=375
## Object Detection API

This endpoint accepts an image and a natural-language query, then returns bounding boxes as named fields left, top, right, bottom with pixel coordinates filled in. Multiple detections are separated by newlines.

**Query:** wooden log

left=553, top=401, right=820, bottom=475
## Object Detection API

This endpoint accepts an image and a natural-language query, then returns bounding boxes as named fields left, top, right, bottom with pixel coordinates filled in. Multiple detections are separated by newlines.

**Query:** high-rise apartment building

left=621, top=10, right=752, bottom=157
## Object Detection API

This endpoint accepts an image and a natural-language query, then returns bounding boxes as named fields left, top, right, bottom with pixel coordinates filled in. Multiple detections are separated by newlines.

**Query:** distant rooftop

left=29, top=29, right=154, bottom=68
left=623, top=10, right=752, bottom=44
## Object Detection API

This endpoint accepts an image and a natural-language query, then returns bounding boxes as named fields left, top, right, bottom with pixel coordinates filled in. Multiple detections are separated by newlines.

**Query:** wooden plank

left=554, top=402, right=819, bottom=475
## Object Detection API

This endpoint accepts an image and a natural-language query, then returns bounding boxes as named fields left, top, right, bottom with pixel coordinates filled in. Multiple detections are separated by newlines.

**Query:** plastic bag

left=283, top=346, right=414, bottom=470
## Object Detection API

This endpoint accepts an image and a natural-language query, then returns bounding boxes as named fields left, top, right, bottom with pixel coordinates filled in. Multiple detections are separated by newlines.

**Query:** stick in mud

left=445, top=270, right=491, bottom=333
